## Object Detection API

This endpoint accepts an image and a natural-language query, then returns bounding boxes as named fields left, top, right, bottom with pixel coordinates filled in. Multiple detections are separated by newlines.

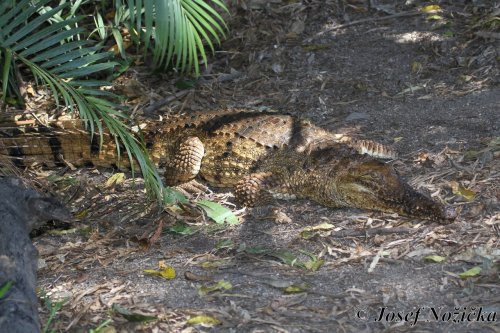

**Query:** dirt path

left=36, top=1, right=498, bottom=332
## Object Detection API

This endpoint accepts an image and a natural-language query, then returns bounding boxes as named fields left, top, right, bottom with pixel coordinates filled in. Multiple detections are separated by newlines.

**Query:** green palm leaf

left=123, top=0, right=228, bottom=75
left=0, top=1, right=166, bottom=202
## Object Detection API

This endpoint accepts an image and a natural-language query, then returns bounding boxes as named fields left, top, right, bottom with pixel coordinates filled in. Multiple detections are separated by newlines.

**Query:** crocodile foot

left=174, top=179, right=212, bottom=198
left=234, top=172, right=276, bottom=207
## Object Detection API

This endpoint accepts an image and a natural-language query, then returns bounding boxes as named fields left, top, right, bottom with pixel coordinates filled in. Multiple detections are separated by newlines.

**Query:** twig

left=329, top=227, right=414, bottom=238
left=475, top=31, right=500, bottom=40
left=143, top=90, right=191, bottom=114
left=14, top=120, right=36, bottom=126
left=147, top=215, right=166, bottom=247
left=306, top=10, right=423, bottom=42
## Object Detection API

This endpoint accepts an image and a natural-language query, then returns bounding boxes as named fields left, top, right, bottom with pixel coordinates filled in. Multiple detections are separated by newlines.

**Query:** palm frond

left=123, top=0, right=229, bottom=75
left=0, top=0, right=165, bottom=202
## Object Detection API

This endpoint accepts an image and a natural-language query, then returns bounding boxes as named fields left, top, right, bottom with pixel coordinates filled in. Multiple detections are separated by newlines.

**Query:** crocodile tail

left=296, top=122, right=397, bottom=160
left=336, top=136, right=397, bottom=160
left=0, top=123, right=127, bottom=169
left=301, top=136, right=397, bottom=160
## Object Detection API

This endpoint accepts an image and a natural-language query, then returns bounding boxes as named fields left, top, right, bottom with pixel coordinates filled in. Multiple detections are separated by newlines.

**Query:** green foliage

left=108, top=0, right=229, bottom=75
left=0, top=280, right=13, bottom=299
left=246, top=248, right=325, bottom=271
left=0, top=0, right=164, bottom=201
left=40, top=291, right=67, bottom=333
left=89, top=319, right=113, bottom=333
left=112, top=304, right=158, bottom=322
left=165, top=221, right=196, bottom=235
left=196, top=199, right=239, bottom=225
left=0, top=0, right=230, bottom=202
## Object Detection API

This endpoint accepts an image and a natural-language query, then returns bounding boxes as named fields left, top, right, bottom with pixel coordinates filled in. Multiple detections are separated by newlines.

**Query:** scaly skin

left=0, top=109, right=454, bottom=222
left=149, top=110, right=396, bottom=186
left=236, top=145, right=453, bottom=221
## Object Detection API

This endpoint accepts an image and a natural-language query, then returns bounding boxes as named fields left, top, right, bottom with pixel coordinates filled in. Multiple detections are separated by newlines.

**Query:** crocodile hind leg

left=164, top=137, right=205, bottom=186
left=235, top=172, right=294, bottom=223
left=234, top=172, right=278, bottom=207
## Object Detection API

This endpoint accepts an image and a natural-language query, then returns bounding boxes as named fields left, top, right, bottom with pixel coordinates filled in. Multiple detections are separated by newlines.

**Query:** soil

left=29, top=1, right=499, bottom=332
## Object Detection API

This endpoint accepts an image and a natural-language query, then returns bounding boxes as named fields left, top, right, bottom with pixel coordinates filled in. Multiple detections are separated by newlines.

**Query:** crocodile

left=0, top=108, right=454, bottom=222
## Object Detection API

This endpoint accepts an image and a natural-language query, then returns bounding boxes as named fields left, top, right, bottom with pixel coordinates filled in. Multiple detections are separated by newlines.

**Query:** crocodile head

left=332, top=159, right=456, bottom=222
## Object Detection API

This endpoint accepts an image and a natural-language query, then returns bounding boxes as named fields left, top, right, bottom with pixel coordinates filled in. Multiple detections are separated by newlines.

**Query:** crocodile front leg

left=164, top=136, right=205, bottom=186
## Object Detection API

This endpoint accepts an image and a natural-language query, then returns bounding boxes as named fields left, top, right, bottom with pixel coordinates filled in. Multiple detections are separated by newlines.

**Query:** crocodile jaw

left=376, top=184, right=453, bottom=222
left=330, top=161, right=455, bottom=222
